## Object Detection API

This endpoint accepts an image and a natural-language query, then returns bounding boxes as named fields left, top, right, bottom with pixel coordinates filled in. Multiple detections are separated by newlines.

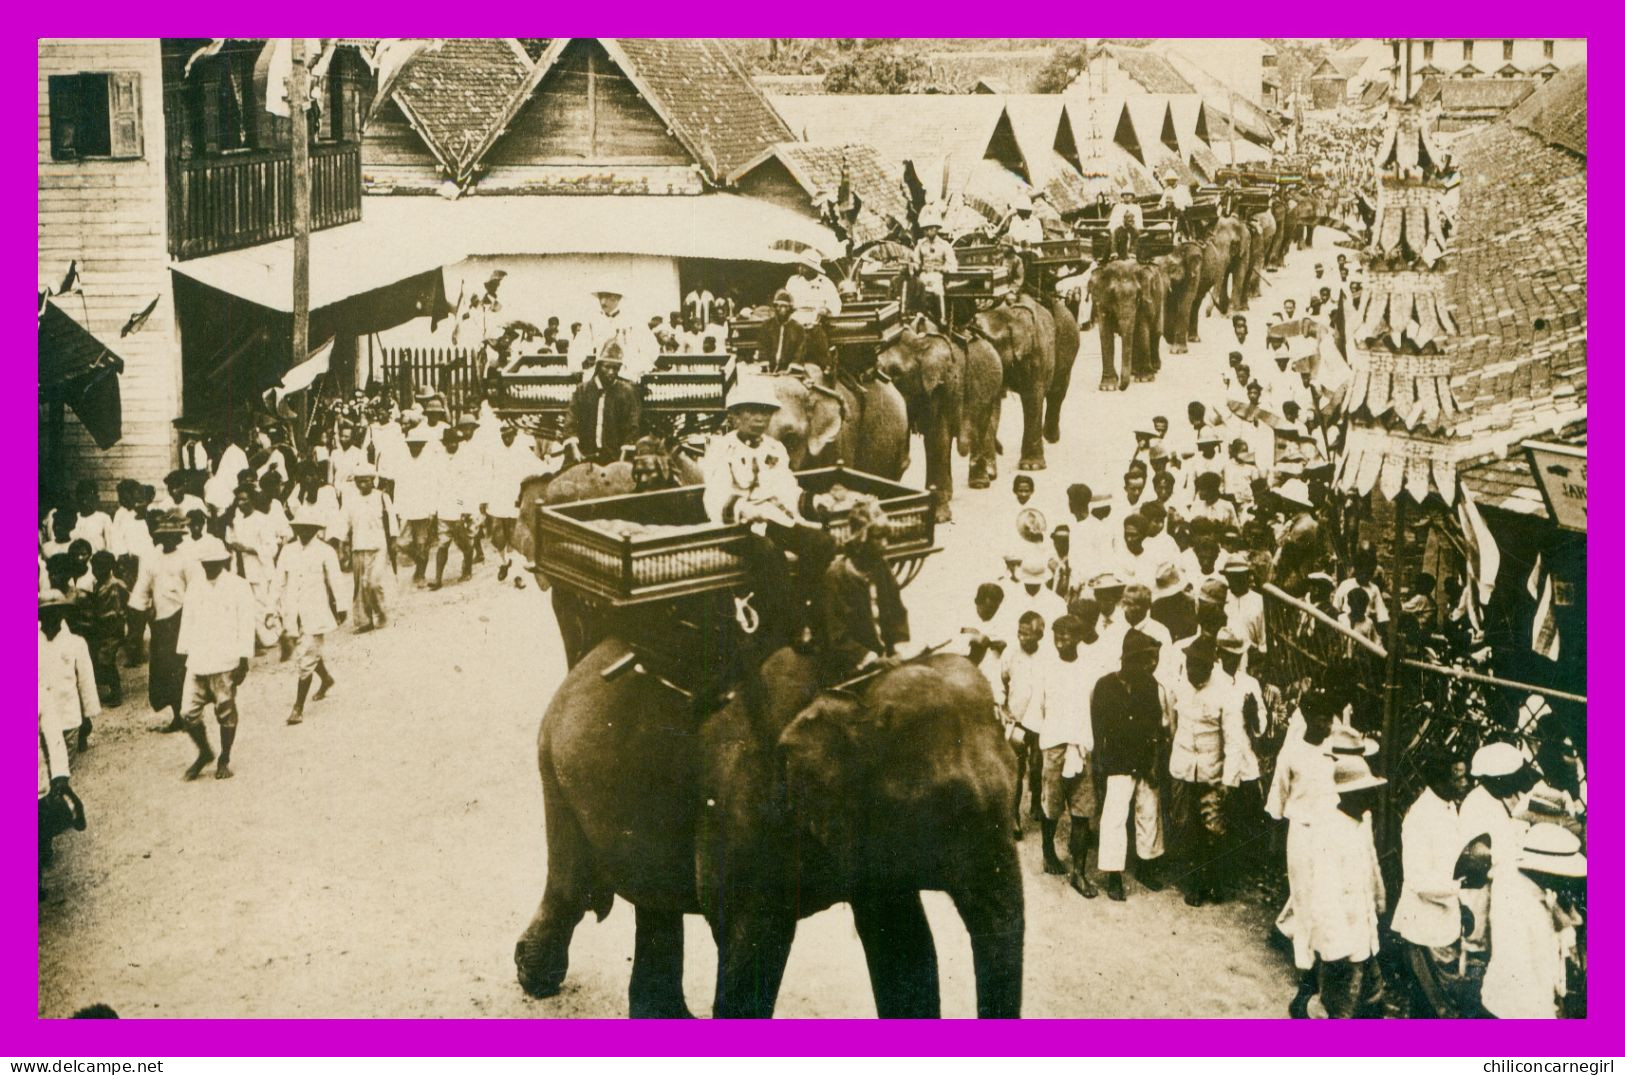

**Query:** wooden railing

left=166, top=142, right=362, bottom=260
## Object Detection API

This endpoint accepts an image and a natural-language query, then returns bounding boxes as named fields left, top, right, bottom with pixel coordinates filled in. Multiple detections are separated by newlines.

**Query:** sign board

left=1524, top=441, right=1587, bottom=532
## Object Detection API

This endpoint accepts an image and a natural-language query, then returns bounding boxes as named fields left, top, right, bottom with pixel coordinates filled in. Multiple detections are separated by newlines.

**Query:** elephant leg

left=1187, top=288, right=1204, bottom=343
left=711, top=909, right=796, bottom=1018
left=1231, top=263, right=1249, bottom=311
left=629, top=906, right=693, bottom=1019
left=1097, top=320, right=1118, bottom=392
left=950, top=845, right=1025, bottom=1019
left=852, top=890, right=941, bottom=1018
left=514, top=768, right=598, bottom=998
left=1016, top=386, right=1046, bottom=470
left=925, top=416, right=955, bottom=522
left=974, top=393, right=1002, bottom=487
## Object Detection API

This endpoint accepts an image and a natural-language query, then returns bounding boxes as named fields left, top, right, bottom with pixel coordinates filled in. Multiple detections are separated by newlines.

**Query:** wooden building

left=40, top=39, right=178, bottom=489
left=363, top=38, right=829, bottom=347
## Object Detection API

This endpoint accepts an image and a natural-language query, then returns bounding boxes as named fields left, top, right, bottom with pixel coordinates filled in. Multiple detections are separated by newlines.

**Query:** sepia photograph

left=36, top=36, right=1587, bottom=1023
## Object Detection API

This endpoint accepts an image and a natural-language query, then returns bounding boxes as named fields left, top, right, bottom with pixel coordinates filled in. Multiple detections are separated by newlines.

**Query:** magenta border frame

left=13, top=19, right=1612, bottom=1056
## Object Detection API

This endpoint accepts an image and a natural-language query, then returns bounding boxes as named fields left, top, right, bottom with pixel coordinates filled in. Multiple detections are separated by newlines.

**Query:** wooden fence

left=373, top=346, right=484, bottom=418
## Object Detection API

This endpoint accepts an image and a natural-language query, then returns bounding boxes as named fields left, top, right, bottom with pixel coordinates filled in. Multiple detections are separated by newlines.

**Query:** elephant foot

left=630, top=998, right=695, bottom=1019
left=934, top=501, right=954, bottom=524
left=515, top=936, right=569, bottom=1000
left=1042, top=425, right=1061, bottom=445
left=1098, top=378, right=1119, bottom=392
left=1169, top=344, right=1187, bottom=355
left=1133, top=373, right=1155, bottom=383
left=1189, top=333, right=1201, bottom=343
left=968, top=476, right=991, bottom=490
left=1017, top=457, right=1046, bottom=472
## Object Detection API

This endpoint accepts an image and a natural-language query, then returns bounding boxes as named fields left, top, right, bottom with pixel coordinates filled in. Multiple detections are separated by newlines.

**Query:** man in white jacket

left=278, top=506, right=351, bottom=725
left=1392, top=752, right=1471, bottom=1016
left=176, top=538, right=257, bottom=780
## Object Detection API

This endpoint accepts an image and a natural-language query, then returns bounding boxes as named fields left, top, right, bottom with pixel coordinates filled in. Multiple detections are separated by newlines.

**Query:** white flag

left=1456, top=484, right=1500, bottom=608
left=267, top=338, right=335, bottom=404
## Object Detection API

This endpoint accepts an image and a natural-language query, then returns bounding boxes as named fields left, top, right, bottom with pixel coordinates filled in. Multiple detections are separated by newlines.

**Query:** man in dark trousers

left=757, top=290, right=807, bottom=374
left=1091, top=630, right=1170, bottom=901
left=562, top=342, right=642, bottom=465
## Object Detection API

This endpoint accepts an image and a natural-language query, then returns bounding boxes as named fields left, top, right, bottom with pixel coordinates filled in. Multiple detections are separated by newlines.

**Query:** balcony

left=166, top=142, right=362, bottom=260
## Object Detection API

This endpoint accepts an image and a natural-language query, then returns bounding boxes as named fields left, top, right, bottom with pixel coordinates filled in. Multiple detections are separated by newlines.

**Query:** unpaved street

left=38, top=244, right=1338, bottom=1020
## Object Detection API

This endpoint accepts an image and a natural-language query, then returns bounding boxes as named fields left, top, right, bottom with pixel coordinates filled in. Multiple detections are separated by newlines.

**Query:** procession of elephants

left=510, top=184, right=1344, bottom=1021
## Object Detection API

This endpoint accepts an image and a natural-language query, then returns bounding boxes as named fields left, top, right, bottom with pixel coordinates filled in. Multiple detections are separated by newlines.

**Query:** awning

left=357, top=193, right=839, bottom=264
left=169, top=214, right=455, bottom=313
left=39, top=298, right=123, bottom=449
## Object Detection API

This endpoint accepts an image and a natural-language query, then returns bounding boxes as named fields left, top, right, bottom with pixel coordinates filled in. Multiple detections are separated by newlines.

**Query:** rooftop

left=390, top=38, right=534, bottom=183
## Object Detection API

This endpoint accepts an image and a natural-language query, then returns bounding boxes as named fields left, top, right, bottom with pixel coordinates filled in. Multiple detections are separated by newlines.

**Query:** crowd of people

left=38, top=391, right=547, bottom=881
left=939, top=241, right=1586, bottom=1019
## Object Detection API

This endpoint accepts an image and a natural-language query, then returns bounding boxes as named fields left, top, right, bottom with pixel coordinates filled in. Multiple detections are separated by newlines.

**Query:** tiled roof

left=1102, top=45, right=1196, bottom=95
left=1003, top=95, right=1094, bottom=212
left=1327, top=50, right=1373, bottom=80
left=1359, top=80, right=1391, bottom=109
left=745, top=142, right=908, bottom=244
left=1460, top=420, right=1585, bottom=516
left=770, top=94, right=1007, bottom=187
left=1508, top=62, right=1586, bottom=158
left=392, top=38, right=533, bottom=183
left=1444, top=68, right=1587, bottom=452
left=1439, top=78, right=1537, bottom=113
left=609, top=39, right=793, bottom=180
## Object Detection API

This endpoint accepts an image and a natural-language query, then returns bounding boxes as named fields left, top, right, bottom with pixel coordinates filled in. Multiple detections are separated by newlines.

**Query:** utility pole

left=1379, top=493, right=1408, bottom=857
left=1227, top=89, right=1236, bottom=167
left=289, top=38, right=312, bottom=442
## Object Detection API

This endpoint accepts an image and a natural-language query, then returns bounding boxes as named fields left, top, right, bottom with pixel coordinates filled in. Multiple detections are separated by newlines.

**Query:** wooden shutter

left=47, top=74, right=82, bottom=160
left=107, top=71, right=143, bottom=158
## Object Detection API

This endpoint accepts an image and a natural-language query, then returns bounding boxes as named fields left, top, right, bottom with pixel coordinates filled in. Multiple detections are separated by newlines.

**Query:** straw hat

left=1333, top=755, right=1387, bottom=794
left=1517, top=823, right=1586, bottom=878
left=726, top=378, right=782, bottom=412
left=192, top=536, right=231, bottom=563
left=1275, top=478, right=1314, bottom=508
left=1470, top=741, right=1525, bottom=779
left=290, top=504, right=326, bottom=531
left=1152, top=562, right=1186, bottom=600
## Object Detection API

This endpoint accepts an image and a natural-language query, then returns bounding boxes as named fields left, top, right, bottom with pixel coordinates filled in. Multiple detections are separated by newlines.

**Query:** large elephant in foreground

left=877, top=321, right=1003, bottom=514
left=975, top=295, right=1056, bottom=470
left=514, top=643, right=1024, bottom=1018
left=1156, top=242, right=1205, bottom=353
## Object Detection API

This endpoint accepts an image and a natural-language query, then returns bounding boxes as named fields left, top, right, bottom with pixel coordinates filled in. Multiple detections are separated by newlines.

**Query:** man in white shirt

left=393, top=425, right=440, bottom=586
left=1167, top=635, right=1248, bottom=906
left=433, top=427, right=477, bottom=590
left=1159, top=171, right=1193, bottom=237
left=330, top=425, right=370, bottom=491
left=783, top=251, right=842, bottom=329
left=569, top=287, right=658, bottom=381
left=129, top=515, right=192, bottom=730
left=999, top=610, right=1048, bottom=834
left=39, top=589, right=100, bottom=757
left=277, top=507, right=350, bottom=725
left=1221, top=555, right=1267, bottom=667
left=1333, top=548, right=1390, bottom=625
left=1393, top=752, right=1471, bottom=1017
left=1106, top=187, right=1144, bottom=259
left=68, top=480, right=112, bottom=553
left=485, top=424, right=540, bottom=587
left=175, top=537, right=256, bottom=781
left=1037, top=614, right=1102, bottom=899
left=340, top=466, right=394, bottom=631
left=1309, top=755, right=1388, bottom=1018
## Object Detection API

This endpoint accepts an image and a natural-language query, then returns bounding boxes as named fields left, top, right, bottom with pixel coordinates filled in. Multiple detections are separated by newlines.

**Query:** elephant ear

left=805, top=384, right=846, bottom=460
left=920, top=335, right=961, bottom=400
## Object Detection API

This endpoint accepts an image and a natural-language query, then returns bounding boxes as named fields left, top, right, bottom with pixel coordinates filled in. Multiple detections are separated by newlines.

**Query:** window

left=317, top=52, right=367, bottom=143
left=1423, top=41, right=1434, bottom=61
left=1463, top=40, right=1474, bottom=62
left=48, top=72, right=143, bottom=160
left=187, top=48, right=262, bottom=154
left=1504, top=40, right=1515, bottom=61
left=1544, top=40, right=1555, bottom=59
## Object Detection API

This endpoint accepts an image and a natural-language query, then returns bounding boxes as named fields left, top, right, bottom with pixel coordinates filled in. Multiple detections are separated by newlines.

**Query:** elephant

left=764, top=373, right=849, bottom=471
left=1265, top=193, right=1293, bottom=269
left=829, top=374, right=911, bottom=482
left=975, top=295, right=1056, bottom=471
left=1156, top=242, right=1205, bottom=353
left=1090, top=258, right=1140, bottom=392
left=1132, top=261, right=1167, bottom=382
left=1041, top=295, right=1080, bottom=446
left=1245, top=209, right=1278, bottom=301
left=876, top=320, right=1003, bottom=516
left=1201, top=215, right=1251, bottom=315
left=513, top=642, right=1025, bottom=1018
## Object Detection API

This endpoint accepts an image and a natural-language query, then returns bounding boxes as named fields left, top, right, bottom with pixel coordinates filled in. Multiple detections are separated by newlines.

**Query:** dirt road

left=39, top=242, right=1340, bottom=1019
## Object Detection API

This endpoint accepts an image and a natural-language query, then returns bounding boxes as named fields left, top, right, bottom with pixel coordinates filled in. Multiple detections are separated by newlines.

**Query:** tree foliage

left=822, top=46, right=932, bottom=94
left=1033, top=42, right=1089, bottom=94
